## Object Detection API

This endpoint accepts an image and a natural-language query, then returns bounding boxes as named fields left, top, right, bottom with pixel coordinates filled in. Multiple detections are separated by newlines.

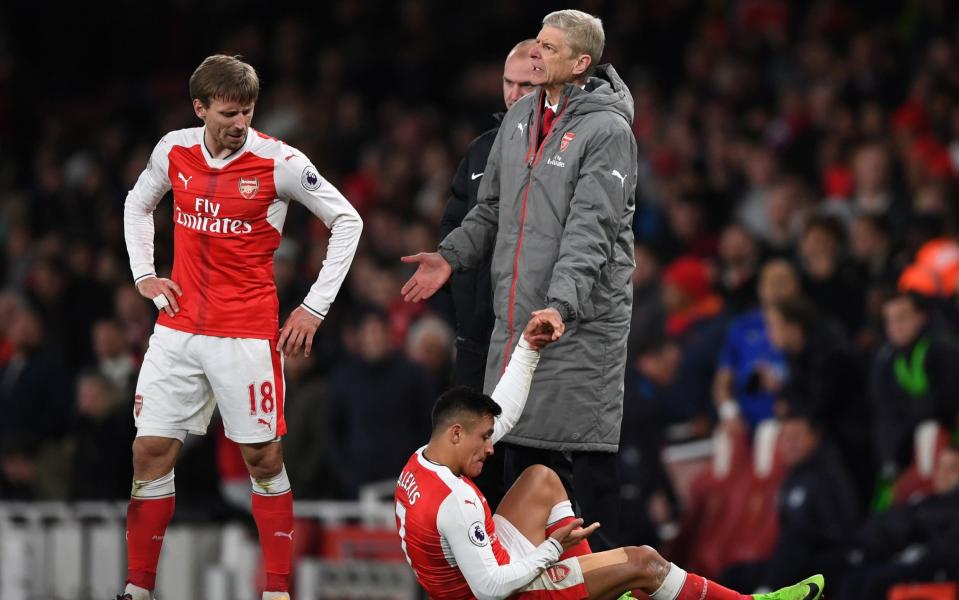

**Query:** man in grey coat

left=402, top=9, right=636, bottom=549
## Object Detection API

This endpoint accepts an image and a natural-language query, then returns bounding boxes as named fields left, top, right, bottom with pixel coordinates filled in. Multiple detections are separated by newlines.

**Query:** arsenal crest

left=134, top=394, right=144, bottom=417
left=547, top=564, right=571, bottom=583
left=560, top=131, right=576, bottom=152
left=238, top=176, right=259, bottom=199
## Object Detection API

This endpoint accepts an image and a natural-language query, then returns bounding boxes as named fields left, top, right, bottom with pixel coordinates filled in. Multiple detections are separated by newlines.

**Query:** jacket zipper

left=503, top=93, right=570, bottom=372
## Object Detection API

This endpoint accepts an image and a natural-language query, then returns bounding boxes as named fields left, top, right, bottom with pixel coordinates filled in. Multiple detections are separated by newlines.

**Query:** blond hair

left=542, top=10, right=604, bottom=76
left=189, top=54, right=260, bottom=107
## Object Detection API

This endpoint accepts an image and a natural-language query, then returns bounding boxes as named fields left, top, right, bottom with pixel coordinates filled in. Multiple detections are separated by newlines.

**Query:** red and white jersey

left=394, top=341, right=561, bottom=600
left=124, top=126, right=362, bottom=339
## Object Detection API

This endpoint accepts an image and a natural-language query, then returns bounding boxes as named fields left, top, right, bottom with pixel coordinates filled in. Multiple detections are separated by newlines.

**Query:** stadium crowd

left=1, top=0, right=959, bottom=596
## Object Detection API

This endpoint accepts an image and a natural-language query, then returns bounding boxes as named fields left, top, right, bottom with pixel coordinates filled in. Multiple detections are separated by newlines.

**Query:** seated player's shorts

left=493, top=515, right=588, bottom=600
left=134, top=324, right=286, bottom=444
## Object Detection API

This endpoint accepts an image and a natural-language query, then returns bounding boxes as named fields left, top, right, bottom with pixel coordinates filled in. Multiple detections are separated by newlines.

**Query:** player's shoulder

left=247, top=128, right=301, bottom=161
left=158, top=127, right=204, bottom=149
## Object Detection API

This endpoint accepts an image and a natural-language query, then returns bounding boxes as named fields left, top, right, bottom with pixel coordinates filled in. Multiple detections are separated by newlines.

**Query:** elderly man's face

left=529, top=26, right=587, bottom=87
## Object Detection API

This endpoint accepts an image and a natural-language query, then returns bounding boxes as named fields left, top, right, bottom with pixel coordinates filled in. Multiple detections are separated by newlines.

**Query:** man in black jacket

left=438, top=39, right=535, bottom=509
left=765, top=297, right=874, bottom=506
left=837, top=441, right=959, bottom=599
left=871, top=292, right=959, bottom=499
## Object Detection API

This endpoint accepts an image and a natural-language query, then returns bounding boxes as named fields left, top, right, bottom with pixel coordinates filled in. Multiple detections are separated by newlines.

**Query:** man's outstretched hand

left=522, top=308, right=565, bottom=350
left=400, top=252, right=452, bottom=302
left=548, top=517, right=601, bottom=551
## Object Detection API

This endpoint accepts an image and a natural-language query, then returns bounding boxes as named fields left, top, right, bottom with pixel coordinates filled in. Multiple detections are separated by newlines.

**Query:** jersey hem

left=155, top=318, right=277, bottom=340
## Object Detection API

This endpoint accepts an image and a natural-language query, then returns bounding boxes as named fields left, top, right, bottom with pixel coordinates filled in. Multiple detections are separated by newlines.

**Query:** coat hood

left=563, top=63, right=634, bottom=125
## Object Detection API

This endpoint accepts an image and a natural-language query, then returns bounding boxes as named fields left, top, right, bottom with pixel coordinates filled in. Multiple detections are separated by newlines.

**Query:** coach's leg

left=496, top=465, right=592, bottom=559
left=241, top=441, right=293, bottom=600
left=125, top=435, right=182, bottom=599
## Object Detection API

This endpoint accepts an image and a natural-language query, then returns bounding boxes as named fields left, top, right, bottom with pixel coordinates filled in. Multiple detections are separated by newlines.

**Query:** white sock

left=251, top=465, right=291, bottom=496
left=650, top=563, right=687, bottom=600
left=124, top=582, right=152, bottom=600
left=547, top=499, right=575, bottom=526
left=262, top=592, right=290, bottom=600
left=130, top=469, right=175, bottom=499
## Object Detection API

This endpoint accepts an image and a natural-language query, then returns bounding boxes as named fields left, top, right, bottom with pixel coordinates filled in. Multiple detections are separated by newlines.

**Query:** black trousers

left=500, top=442, right=622, bottom=551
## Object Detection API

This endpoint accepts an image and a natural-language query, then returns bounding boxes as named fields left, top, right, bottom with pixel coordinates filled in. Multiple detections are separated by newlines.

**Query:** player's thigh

left=134, top=325, right=214, bottom=437
left=496, top=464, right=567, bottom=545
left=202, top=335, right=286, bottom=444
left=511, top=558, right=588, bottom=600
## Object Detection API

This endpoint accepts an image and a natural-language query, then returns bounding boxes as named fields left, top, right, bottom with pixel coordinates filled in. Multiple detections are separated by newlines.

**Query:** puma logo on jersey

left=464, top=499, right=477, bottom=508
left=611, top=170, right=627, bottom=187
left=178, top=172, right=193, bottom=189
left=517, top=122, right=526, bottom=134
left=273, top=529, right=294, bottom=540
left=258, top=416, right=274, bottom=431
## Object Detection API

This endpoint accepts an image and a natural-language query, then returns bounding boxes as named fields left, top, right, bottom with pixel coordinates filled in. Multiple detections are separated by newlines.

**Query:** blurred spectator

left=716, top=223, right=761, bottom=315
left=736, top=145, right=781, bottom=239
left=0, top=305, right=71, bottom=448
left=628, top=241, right=666, bottom=363
left=0, top=306, right=72, bottom=498
left=620, top=338, right=682, bottom=546
left=661, top=256, right=727, bottom=430
left=330, top=307, right=434, bottom=496
left=797, top=215, right=866, bottom=337
left=662, top=256, right=722, bottom=338
left=404, top=315, right=454, bottom=390
left=849, top=214, right=898, bottom=288
left=69, top=371, right=134, bottom=500
left=714, top=259, right=798, bottom=433
left=870, top=292, right=959, bottom=491
left=837, top=441, right=959, bottom=599
left=281, top=352, right=340, bottom=499
left=91, top=318, right=138, bottom=394
left=750, top=414, right=860, bottom=593
left=765, top=297, right=874, bottom=506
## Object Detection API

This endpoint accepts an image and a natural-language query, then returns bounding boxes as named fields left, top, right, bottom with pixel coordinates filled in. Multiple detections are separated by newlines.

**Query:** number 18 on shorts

left=134, top=324, right=286, bottom=443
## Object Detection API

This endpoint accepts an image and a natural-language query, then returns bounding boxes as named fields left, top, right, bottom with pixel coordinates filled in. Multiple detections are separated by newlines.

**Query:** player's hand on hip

left=400, top=252, right=452, bottom=303
left=548, top=517, right=600, bottom=551
left=522, top=310, right=563, bottom=350
left=136, top=276, right=183, bottom=317
left=277, top=306, right=323, bottom=358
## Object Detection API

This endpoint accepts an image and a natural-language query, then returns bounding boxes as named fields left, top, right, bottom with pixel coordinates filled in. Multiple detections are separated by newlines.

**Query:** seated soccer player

left=394, top=312, right=825, bottom=600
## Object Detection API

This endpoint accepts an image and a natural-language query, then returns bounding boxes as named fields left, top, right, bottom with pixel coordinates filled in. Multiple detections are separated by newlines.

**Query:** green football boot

left=753, top=574, right=824, bottom=600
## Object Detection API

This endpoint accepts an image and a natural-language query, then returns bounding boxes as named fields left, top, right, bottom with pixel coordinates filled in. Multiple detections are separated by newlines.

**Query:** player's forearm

left=461, top=539, right=562, bottom=600
left=300, top=211, right=363, bottom=319
left=490, top=337, right=540, bottom=444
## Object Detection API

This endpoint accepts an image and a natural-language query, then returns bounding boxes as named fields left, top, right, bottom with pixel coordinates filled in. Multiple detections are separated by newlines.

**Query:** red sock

left=252, top=490, right=294, bottom=592
left=676, top=572, right=749, bottom=600
left=545, top=516, right=592, bottom=559
left=126, top=495, right=175, bottom=590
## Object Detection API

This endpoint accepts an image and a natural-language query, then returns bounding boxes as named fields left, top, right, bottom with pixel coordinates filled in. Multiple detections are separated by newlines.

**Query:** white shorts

left=134, top=324, right=286, bottom=444
left=493, top=515, right=587, bottom=599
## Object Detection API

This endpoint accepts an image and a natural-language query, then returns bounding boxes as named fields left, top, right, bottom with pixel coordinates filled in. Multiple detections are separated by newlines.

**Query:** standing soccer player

left=119, top=55, right=362, bottom=600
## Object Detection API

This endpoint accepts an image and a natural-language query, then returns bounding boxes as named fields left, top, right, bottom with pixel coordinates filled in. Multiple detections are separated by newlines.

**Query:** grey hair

left=542, top=9, right=605, bottom=76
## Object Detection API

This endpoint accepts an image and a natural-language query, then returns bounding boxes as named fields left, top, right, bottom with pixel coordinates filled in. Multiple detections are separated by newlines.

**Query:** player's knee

left=624, top=545, right=669, bottom=586
left=518, top=464, right=564, bottom=498
left=242, top=442, right=284, bottom=479
left=132, top=437, right=178, bottom=476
